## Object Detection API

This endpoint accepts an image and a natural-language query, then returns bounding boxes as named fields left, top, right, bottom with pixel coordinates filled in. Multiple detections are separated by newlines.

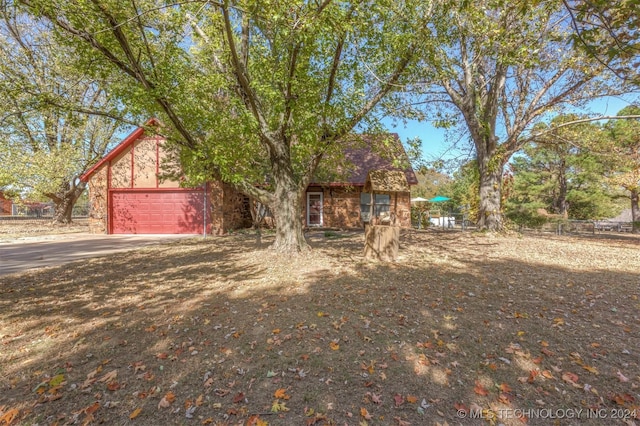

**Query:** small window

left=360, top=193, right=390, bottom=222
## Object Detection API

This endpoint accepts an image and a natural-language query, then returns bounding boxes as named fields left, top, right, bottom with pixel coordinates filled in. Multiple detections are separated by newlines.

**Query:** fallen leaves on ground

left=1, top=230, right=639, bottom=425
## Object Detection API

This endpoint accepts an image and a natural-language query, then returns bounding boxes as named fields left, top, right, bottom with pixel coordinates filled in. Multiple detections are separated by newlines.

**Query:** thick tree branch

left=88, top=0, right=199, bottom=150
left=503, top=68, right=575, bottom=153
left=525, top=114, right=640, bottom=143
left=324, top=37, right=344, bottom=106
left=561, top=0, right=628, bottom=81
left=89, top=0, right=149, bottom=87
left=280, top=41, right=301, bottom=140
left=460, top=33, right=472, bottom=93
left=441, top=80, right=464, bottom=109
left=220, top=0, right=273, bottom=147
left=20, top=0, right=199, bottom=149
left=231, top=178, right=274, bottom=206
left=240, top=10, right=249, bottom=67
left=483, top=63, right=507, bottom=138
left=19, top=0, right=140, bottom=80
left=131, top=0, right=158, bottom=81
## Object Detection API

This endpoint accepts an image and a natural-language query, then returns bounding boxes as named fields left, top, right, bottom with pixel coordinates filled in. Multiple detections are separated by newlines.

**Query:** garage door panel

left=111, top=190, right=205, bottom=234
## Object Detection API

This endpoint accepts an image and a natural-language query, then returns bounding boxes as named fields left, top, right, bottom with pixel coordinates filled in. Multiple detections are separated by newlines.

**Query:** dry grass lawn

left=0, top=222, right=89, bottom=242
left=1, top=228, right=639, bottom=425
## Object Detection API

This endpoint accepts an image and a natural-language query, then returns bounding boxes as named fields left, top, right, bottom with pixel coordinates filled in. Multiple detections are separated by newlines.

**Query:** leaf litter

left=0, top=230, right=639, bottom=425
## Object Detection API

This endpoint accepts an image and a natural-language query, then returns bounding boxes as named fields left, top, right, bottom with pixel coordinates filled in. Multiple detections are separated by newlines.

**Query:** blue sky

left=384, top=94, right=640, bottom=164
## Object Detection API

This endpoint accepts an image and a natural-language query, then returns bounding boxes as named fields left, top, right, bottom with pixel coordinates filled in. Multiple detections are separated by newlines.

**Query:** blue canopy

left=428, top=196, right=451, bottom=203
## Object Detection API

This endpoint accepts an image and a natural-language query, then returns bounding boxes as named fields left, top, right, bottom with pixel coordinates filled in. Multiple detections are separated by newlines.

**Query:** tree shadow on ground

left=0, top=231, right=638, bottom=425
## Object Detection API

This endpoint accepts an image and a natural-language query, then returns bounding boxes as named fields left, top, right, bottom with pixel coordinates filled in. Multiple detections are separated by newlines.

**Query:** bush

left=505, top=207, right=548, bottom=229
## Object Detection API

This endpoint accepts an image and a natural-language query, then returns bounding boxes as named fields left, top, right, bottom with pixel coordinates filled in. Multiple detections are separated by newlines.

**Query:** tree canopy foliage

left=563, top=0, right=640, bottom=85
left=0, top=6, right=124, bottom=222
left=605, top=105, right=640, bottom=232
left=506, top=116, right=618, bottom=225
left=17, top=0, right=435, bottom=250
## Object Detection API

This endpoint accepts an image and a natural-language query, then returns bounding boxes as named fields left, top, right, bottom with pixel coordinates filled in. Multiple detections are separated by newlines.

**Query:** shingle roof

left=312, top=134, right=418, bottom=187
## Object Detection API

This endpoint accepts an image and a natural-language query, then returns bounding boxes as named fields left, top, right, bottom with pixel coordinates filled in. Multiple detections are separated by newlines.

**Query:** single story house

left=81, top=121, right=417, bottom=234
left=306, top=138, right=417, bottom=228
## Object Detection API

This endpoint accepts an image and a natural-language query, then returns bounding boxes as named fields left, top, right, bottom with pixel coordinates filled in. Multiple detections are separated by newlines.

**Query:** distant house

left=595, top=209, right=634, bottom=232
left=81, top=121, right=417, bottom=235
left=0, top=191, right=12, bottom=216
left=607, top=209, right=633, bottom=223
left=0, top=192, right=54, bottom=217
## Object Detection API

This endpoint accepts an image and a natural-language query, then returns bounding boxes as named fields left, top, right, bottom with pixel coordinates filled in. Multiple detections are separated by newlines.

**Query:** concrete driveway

left=0, top=234, right=199, bottom=276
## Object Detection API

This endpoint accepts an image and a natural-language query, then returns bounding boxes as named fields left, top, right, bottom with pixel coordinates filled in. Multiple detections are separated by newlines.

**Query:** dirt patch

left=0, top=230, right=639, bottom=425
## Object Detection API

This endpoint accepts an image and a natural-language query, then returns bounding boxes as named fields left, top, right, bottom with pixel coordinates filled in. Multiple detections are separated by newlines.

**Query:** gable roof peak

left=80, top=118, right=162, bottom=182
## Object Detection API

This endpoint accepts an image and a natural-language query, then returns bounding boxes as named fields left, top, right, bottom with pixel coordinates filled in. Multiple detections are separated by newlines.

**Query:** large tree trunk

left=555, top=164, right=569, bottom=218
left=266, top=141, right=311, bottom=253
left=49, top=183, right=85, bottom=224
left=631, top=189, right=640, bottom=234
left=270, top=184, right=309, bottom=252
left=52, top=196, right=75, bottom=224
left=477, top=156, right=504, bottom=231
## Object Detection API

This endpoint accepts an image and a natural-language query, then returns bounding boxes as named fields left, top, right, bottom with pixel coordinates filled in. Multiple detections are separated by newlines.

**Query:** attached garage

left=110, top=189, right=206, bottom=234
left=81, top=119, right=251, bottom=235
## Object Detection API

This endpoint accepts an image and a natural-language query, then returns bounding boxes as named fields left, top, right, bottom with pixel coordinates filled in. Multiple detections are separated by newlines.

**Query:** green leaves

left=506, top=115, right=619, bottom=222
left=0, top=8, right=125, bottom=217
left=565, top=0, right=640, bottom=84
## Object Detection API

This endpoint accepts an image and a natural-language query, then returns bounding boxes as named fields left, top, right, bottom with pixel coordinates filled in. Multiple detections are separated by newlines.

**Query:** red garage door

left=110, top=189, right=206, bottom=234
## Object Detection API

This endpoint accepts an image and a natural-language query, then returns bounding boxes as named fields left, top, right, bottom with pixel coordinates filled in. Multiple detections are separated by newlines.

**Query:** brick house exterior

left=82, top=122, right=416, bottom=234
left=304, top=135, right=417, bottom=228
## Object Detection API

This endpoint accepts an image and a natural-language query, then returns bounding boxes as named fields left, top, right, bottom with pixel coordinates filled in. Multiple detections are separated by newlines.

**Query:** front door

left=307, top=192, right=323, bottom=226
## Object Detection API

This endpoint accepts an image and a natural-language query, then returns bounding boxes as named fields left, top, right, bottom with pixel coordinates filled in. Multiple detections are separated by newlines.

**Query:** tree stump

left=364, top=224, right=399, bottom=262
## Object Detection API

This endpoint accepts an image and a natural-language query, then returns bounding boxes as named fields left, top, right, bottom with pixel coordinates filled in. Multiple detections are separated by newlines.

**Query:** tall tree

left=417, top=0, right=620, bottom=230
left=19, top=0, right=434, bottom=252
left=411, top=168, right=452, bottom=199
left=0, top=7, right=124, bottom=223
left=605, top=105, right=640, bottom=233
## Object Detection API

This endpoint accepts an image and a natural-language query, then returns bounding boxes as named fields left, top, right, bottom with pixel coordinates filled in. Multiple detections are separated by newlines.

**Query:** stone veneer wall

left=223, top=184, right=253, bottom=230
left=87, top=164, right=109, bottom=233
left=318, top=187, right=362, bottom=228
left=205, top=182, right=252, bottom=235
left=0, top=193, right=12, bottom=215
left=207, top=180, right=224, bottom=235
left=388, top=191, right=412, bottom=227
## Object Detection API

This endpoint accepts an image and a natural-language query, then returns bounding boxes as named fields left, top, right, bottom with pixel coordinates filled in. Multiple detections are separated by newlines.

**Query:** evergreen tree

left=506, top=117, right=619, bottom=226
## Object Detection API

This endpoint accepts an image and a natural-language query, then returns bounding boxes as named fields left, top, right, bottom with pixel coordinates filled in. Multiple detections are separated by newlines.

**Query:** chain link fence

left=411, top=213, right=635, bottom=235
left=0, top=201, right=89, bottom=226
